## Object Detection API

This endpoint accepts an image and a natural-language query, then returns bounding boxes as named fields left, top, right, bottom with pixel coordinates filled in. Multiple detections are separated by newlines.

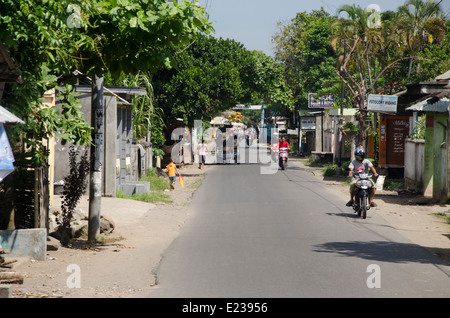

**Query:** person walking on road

left=166, top=160, right=179, bottom=191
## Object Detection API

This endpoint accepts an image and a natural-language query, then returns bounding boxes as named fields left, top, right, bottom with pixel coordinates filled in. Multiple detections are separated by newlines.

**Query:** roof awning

left=435, top=70, right=450, bottom=81
left=0, top=105, right=24, bottom=125
left=406, top=98, right=450, bottom=113
left=422, top=98, right=450, bottom=112
left=406, top=99, right=428, bottom=111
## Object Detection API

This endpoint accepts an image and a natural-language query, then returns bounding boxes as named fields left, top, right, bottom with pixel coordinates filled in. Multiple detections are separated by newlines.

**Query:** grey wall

left=54, top=94, right=117, bottom=197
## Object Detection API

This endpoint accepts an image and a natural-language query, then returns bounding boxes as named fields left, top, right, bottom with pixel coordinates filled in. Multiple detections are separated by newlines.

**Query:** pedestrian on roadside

left=166, top=160, right=179, bottom=191
left=197, top=139, right=207, bottom=170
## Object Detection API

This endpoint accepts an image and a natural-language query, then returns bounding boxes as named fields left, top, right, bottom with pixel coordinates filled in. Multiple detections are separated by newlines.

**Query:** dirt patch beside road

left=9, top=163, right=206, bottom=298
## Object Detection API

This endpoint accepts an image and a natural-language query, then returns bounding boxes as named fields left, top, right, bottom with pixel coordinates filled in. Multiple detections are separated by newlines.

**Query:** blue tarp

left=0, top=124, right=15, bottom=181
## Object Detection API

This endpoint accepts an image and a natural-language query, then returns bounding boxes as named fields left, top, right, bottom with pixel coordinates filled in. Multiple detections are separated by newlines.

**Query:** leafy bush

left=116, top=168, right=172, bottom=204
left=322, top=164, right=337, bottom=177
left=140, top=168, right=170, bottom=191
left=322, top=164, right=347, bottom=177
left=55, top=146, right=90, bottom=244
left=116, top=189, right=172, bottom=204
left=410, top=115, right=426, bottom=140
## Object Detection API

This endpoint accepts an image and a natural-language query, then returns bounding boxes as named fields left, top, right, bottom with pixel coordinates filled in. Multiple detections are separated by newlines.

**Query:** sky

left=198, top=0, right=450, bottom=57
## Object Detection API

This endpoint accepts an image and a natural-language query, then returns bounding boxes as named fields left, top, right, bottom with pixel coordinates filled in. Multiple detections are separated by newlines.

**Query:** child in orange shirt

left=166, top=161, right=179, bottom=191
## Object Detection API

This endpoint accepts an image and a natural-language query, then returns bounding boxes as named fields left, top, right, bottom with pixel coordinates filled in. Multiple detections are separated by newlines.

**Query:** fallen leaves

left=112, top=245, right=134, bottom=252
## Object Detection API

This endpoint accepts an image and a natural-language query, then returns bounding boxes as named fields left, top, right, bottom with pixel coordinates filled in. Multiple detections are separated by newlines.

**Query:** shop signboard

left=367, top=94, right=398, bottom=113
left=308, top=93, right=334, bottom=109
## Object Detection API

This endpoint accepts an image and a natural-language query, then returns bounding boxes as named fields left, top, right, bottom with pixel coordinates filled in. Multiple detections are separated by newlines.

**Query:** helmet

left=355, top=148, right=365, bottom=161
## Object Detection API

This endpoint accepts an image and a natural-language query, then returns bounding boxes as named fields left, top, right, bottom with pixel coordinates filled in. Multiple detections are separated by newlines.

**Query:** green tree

left=332, top=4, right=418, bottom=148
left=331, top=2, right=448, bottom=148
left=0, top=0, right=213, bottom=164
left=0, top=0, right=98, bottom=165
left=0, top=0, right=212, bottom=231
left=273, top=9, right=338, bottom=110
left=85, top=0, right=213, bottom=77
left=153, top=36, right=245, bottom=127
left=250, top=51, right=294, bottom=111
left=152, top=34, right=293, bottom=129
left=397, top=0, right=446, bottom=78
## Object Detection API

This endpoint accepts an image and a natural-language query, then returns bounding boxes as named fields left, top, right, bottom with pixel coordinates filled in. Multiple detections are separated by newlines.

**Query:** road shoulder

left=9, top=163, right=207, bottom=298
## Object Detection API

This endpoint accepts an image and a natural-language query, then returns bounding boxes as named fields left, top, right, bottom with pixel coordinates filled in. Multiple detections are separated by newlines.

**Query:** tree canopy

left=0, top=0, right=212, bottom=165
left=272, top=9, right=338, bottom=110
left=273, top=1, right=449, bottom=148
left=331, top=0, right=448, bottom=146
left=152, top=34, right=293, bottom=129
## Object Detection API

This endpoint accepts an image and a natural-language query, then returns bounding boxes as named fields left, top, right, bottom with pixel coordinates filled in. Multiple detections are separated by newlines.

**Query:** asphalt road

left=148, top=147, right=450, bottom=298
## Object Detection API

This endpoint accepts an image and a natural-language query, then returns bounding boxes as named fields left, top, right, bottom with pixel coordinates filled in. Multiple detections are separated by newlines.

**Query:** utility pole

left=88, top=75, right=104, bottom=241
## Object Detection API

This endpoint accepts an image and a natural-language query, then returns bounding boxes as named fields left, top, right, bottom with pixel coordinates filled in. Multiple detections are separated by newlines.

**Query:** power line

left=319, top=0, right=337, bottom=15
left=444, top=8, right=450, bottom=19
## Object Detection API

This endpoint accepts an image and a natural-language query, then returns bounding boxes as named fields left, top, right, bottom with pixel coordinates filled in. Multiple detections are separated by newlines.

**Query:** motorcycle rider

left=278, top=136, right=290, bottom=167
left=346, top=147, right=379, bottom=207
left=278, top=136, right=290, bottom=150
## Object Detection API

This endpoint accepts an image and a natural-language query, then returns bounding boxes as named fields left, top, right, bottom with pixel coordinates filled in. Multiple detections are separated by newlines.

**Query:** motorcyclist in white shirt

left=346, top=147, right=379, bottom=208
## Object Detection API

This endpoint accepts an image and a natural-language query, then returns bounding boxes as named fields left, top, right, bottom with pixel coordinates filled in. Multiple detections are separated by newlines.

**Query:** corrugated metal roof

left=0, top=105, right=24, bottom=124
left=406, top=98, right=428, bottom=111
left=406, top=93, right=450, bottom=112
left=422, top=98, right=450, bottom=113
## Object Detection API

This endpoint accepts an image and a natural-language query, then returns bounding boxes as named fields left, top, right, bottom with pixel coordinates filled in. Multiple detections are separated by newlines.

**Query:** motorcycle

left=278, top=147, right=289, bottom=170
left=352, top=172, right=374, bottom=219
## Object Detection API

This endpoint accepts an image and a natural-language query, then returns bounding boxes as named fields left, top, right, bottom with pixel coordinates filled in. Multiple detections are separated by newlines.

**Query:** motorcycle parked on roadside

left=352, top=171, right=374, bottom=219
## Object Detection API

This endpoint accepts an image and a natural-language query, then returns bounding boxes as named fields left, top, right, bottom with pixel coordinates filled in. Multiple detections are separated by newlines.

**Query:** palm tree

left=397, top=0, right=445, bottom=77
left=331, top=4, right=385, bottom=148
left=331, top=3, right=423, bottom=149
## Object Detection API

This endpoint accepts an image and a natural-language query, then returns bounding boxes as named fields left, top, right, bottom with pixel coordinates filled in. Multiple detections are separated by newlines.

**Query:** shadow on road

left=313, top=240, right=450, bottom=266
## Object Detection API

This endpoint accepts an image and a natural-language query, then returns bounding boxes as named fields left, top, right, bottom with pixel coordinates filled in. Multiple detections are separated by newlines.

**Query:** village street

left=1, top=0, right=450, bottom=308
left=8, top=145, right=450, bottom=298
